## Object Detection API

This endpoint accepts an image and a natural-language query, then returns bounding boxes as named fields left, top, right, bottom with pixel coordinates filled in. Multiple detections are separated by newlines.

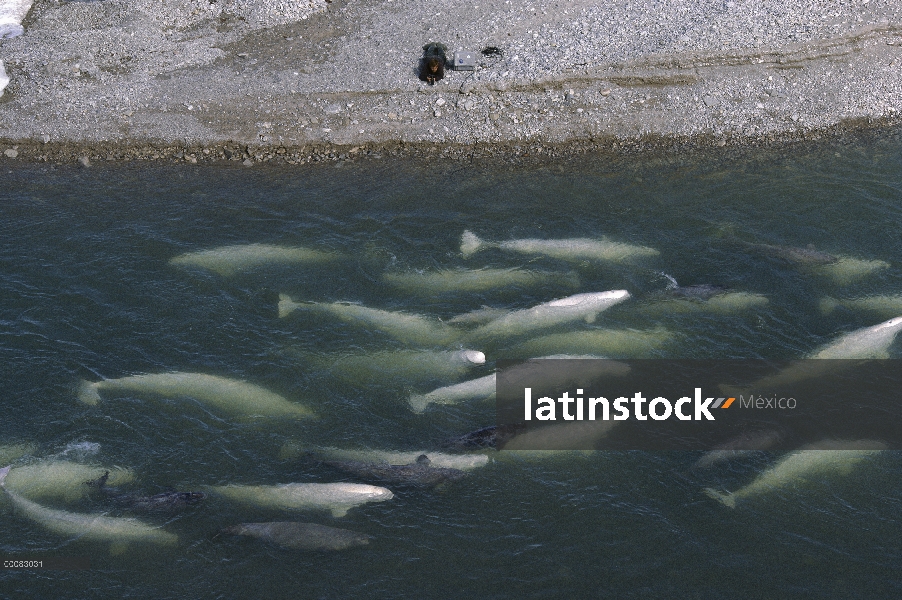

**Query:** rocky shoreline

left=1, top=0, right=901, bottom=164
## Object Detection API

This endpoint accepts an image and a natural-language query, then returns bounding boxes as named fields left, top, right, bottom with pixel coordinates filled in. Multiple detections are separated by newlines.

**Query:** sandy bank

left=0, top=0, right=901, bottom=163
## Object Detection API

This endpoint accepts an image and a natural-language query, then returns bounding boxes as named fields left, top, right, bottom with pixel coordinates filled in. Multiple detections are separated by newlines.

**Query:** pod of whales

left=210, top=482, right=393, bottom=517
left=279, top=294, right=457, bottom=346
left=221, top=521, right=371, bottom=551
left=0, top=465, right=178, bottom=551
left=461, top=230, right=659, bottom=262
left=169, top=243, right=341, bottom=277
left=78, top=372, right=313, bottom=419
left=703, top=440, right=886, bottom=508
left=382, top=267, right=580, bottom=294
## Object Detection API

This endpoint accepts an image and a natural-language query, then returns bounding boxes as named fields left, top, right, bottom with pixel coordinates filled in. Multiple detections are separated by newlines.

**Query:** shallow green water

left=1, top=132, right=902, bottom=598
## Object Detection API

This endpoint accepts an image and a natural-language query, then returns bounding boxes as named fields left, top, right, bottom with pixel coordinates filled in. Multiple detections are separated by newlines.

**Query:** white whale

left=637, top=292, right=769, bottom=316
left=0, top=465, right=178, bottom=551
left=279, top=294, right=457, bottom=346
left=810, top=316, right=902, bottom=359
left=3, top=460, right=133, bottom=503
left=210, top=482, right=393, bottom=518
left=78, top=372, right=313, bottom=419
left=0, top=0, right=32, bottom=39
left=813, top=257, right=890, bottom=286
left=461, top=230, right=659, bottom=262
left=820, top=295, right=902, bottom=318
left=721, top=316, right=902, bottom=396
left=464, top=290, right=630, bottom=343
left=703, top=439, right=886, bottom=508
left=409, top=373, right=497, bottom=413
left=690, top=429, right=785, bottom=471
left=447, top=306, right=513, bottom=326
left=320, top=349, right=485, bottom=385
left=169, top=243, right=341, bottom=277
left=508, top=326, right=673, bottom=358
left=383, top=267, right=579, bottom=295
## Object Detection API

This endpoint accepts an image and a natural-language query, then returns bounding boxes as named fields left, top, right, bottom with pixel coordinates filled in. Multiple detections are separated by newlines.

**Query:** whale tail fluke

left=703, top=487, right=736, bottom=508
left=408, top=394, right=430, bottom=414
left=78, top=380, right=102, bottom=405
left=278, top=294, right=300, bottom=318
left=819, top=297, right=840, bottom=315
left=460, top=231, right=486, bottom=258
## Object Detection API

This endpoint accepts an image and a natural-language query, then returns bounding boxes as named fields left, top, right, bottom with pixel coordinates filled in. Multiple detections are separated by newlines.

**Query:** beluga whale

left=731, top=238, right=888, bottom=285
left=318, top=454, right=467, bottom=488
left=220, top=521, right=372, bottom=551
left=462, top=290, right=631, bottom=344
left=311, top=348, right=485, bottom=386
left=0, top=465, right=178, bottom=552
left=169, top=243, right=342, bottom=277
left=209, top=482, right=393, bottom=517
left=279, top=294, right=458, bottom=346
left=382, top=267, right=580, bottom=295
left=460, top=230, right=659, bottom=263
left=703, top=439, right=886, bottom=508
left=637, top=274, right=768, bottom=315
left=408, top=373, right=497, bottom=413
left=720, top=316, right=902, bottom=396
left=78, top=371, right=313, bottom=419
left=819, top=294, right=902, bottom=318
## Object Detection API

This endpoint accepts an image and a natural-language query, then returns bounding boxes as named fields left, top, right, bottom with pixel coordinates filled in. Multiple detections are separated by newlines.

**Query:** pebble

left=435, top=98, right=445, bottom=107
left=242, top=158, right=254, bottom=166
left=4, top=149, right=18, bottom=158
left=703, top=96, right=717, bottom=107
left=78, top=156, right=90, bottom=167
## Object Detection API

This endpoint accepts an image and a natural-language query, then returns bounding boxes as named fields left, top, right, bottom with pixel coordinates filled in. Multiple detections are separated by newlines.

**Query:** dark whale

left=86, top=471, right=205, bottom=513
left=221, top=521, right=371, bottom=550
left=738, top=240, right=838, bottom=265
left=440, top=424, right=527, bottom=451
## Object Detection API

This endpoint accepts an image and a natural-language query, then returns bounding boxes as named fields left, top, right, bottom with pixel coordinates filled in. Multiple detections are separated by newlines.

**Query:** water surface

left=1, top=133, right=902, bottom=598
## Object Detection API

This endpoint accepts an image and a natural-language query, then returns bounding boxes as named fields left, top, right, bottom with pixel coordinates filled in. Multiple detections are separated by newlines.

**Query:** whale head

left=462, top=350, right=486, bottom=365
left=878, top=316, right=902, bottom=331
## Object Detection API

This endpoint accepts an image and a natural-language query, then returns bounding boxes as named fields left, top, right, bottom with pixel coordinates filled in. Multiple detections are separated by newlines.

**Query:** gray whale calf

left=221, top=521, right=372, bottom=550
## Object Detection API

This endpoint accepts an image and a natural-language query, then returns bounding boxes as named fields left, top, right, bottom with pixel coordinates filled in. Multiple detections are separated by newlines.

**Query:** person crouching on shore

left=419, top=42, right=448, bottom=85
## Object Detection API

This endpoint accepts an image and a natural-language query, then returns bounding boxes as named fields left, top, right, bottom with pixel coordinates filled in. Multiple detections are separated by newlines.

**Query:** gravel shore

left=1, top=0, right=901, bottom=163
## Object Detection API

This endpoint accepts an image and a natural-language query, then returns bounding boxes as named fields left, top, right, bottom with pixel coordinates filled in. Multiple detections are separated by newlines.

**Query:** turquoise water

left=1, top=132, right=902, bottom=598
